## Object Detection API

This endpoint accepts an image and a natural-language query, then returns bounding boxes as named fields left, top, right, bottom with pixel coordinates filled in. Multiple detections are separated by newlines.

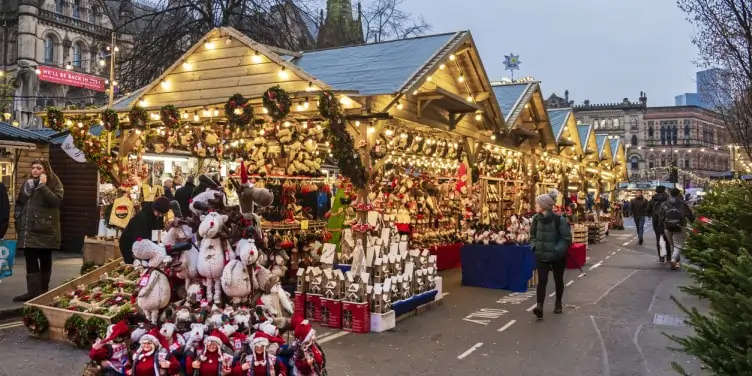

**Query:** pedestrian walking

left=658, top=188, right=694, bottom=270
left=629, top=190, right=649, bottom=245
left=13, top=158, right=63, bottom=302
left=646, top=186, right=670, bottom=262
left=530, top=189, right=572, bottom=319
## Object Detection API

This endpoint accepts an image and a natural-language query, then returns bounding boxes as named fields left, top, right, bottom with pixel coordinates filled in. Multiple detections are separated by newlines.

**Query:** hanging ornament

left=262, top=85, right=291, bottom=122
left=225, top=93, right=253, bottom=128
left=101, top=109, right=119, bottom=132
left=46, top=107, right=65, bottom=131
left=128, top=106, right=148, bottom=130
left=159, top=105, right=180, bottom=129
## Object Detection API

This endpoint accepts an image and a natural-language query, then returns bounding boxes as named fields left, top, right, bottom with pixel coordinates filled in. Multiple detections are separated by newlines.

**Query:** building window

left=631, top=135, right=638, bottom=146
left=630, top=156, right=639, bottom=170
left=648, top=124, right=654, bottom=138
left=672, top=125, right=678, bottom=145
left=684, top=123, right=690, bottom=138
left=90, top=6, right=101, bottom=25
left=55, top=0, right=63, bottom=13
left=613, top=118, right=620, bottom=128
left=72, top=43, right=82, bottom=68
left=7, top=32, right=17, bottom=62
left=72, top=0, right=81, bottom=18
left=44, top=36, right=55, bottom=64
left=631, top=118, right=637, bottom=130
left=660, top=125, right=666, bottom=145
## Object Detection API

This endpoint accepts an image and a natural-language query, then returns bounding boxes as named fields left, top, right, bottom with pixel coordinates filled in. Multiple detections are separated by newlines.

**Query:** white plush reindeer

left=196, top=212, right=232, bottom=304
left=162, top=219, right=199, bottom=293
left=131, top=239, right=173, bottom=324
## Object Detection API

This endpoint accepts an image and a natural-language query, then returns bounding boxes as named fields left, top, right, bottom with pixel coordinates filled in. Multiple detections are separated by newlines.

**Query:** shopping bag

left=0, top=240, right=17, bottom=279
left=659, top=243, right=666, bottom=258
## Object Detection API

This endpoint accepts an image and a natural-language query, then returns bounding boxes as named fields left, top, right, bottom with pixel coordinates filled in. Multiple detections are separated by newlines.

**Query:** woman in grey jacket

left=530, top=190, right=572, bottom=319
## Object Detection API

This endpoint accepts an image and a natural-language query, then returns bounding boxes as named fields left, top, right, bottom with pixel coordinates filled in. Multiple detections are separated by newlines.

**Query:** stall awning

left=416, top=88, right=482, bottom=115
left=0, top=140, right=37, bottom=150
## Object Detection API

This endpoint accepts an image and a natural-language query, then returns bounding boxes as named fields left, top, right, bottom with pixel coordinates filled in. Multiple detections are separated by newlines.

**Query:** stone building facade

left=545, top=91, right=730, bottom=186
left=1, top=0, right=133, bottom=128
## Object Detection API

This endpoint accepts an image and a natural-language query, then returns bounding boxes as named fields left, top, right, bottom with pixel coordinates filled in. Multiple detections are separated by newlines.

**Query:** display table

left=566, top=243, right=587, bottom=270
left=429, top=243, right=463, bottom=271
left=460, top=244, right=535, bottom=292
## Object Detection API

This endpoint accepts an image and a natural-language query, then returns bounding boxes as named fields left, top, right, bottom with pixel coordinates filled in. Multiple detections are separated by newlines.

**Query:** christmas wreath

left=86, top=316, right=108, bottom=341
left=64, top=314, right=90, bottom=348
left=318, top=90, right=340, bottom=118
left=225, top=93, right=253, bottom=128
left=128, top=106, right=148, bottom=129
left=101, top=109, right=119, bottom=132
left=262, top=85, right=292, bottom=122
left=22, top=306, right=49, bottom=335
left=160, top=105, right=180, bottom=129
left=46, top=107, right=66, bottom=132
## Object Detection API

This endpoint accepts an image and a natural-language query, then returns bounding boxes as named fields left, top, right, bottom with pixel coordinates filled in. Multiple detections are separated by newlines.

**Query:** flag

left=0, top=240, right=17, bottom=279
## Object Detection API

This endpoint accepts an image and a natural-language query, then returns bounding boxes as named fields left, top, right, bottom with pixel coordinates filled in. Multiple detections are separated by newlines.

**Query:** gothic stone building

left=546, top=91, right=730, bottom=186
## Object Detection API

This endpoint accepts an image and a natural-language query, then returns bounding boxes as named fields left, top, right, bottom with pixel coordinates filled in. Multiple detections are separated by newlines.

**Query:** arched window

left=613, top=118, right=620, bottom=128
left=44, top=35, right=56, bottom=64
left=7, top=32, right=17, bottom=62
left=90, top=6, right=101, bottom=25
left=648, top=154, right=655, bottom=169
left=631, top=134, right=638, bottom=146
left=72, top=42, right=83, bottom=68
left=55, top=0, right=63, bottom=13
left=600, top=119, right=606, bottom=129
left=630, top=156, right=639, bottom=170
left=72, top=0, right=81, bottom=18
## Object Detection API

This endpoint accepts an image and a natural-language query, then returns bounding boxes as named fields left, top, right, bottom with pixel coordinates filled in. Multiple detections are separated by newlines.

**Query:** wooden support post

left=449, top=113, right=466, bottom=130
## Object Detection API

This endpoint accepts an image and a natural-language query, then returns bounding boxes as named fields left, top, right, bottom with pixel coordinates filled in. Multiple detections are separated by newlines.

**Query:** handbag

left=0, top=239, right=17, bottom=279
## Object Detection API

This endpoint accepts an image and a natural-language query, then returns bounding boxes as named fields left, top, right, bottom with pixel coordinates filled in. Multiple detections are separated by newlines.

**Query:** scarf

left=23, top=178, right=39, bottom=197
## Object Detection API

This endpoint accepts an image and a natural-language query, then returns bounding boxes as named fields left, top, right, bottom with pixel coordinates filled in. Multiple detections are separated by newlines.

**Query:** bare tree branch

left=359, top=0, right=430, bottom=43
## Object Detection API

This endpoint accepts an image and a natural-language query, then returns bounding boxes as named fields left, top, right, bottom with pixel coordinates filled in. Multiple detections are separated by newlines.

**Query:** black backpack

left=662, top=201, right=684, bottom=232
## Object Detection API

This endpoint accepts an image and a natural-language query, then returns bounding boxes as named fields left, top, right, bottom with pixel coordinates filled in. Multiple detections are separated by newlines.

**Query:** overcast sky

left=398, top=0, right=698, bottom=107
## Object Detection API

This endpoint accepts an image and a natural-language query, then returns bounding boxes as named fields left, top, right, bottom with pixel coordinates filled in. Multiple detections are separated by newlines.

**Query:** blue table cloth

left=461, top=244, right=535, bottom=292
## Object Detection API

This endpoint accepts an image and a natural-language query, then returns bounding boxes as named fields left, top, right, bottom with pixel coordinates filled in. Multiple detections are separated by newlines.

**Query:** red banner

left=37, top=65, right=106, bottom=92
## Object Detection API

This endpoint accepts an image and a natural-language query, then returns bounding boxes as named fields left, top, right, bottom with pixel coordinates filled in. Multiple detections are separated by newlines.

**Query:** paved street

left=0, top=220, right=708, bottom=376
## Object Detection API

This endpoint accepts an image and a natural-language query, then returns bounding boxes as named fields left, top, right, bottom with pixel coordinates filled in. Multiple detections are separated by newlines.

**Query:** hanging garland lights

left=101, top=109, right=119, bottom=132
left=224, top=93, right=253, bottom=128
left=318, top=90, right=367, bottom=188
left=159, top=105, right=180, bottom=129
left=263, top=85, right=292, bottom=122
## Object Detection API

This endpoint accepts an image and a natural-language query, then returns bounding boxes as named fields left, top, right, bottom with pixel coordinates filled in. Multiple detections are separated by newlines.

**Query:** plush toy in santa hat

left=290, top=314, right=325, bottom=376
left=185, top=329, right=234, bottom=376
left=127, top=327, right=180, bottom=376
left=234, top=331, right=288, bottom=376
left=88, top=320, right=131, bottom=375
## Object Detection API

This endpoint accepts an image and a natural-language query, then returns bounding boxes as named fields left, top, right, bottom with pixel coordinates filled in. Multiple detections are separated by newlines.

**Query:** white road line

left=526, top=303, right=538, bottom=312
left=578, top=273, right=586, bottom=278
left=611, top=251, right=617, bottom=255
left=566, top=280, right=574, bottom=287
left=591, top=270, right=640, bottom=305
left=589, top=261, right=603, bottom=271
left=317, top=331, right=331, bottom=340
left=457, top=343, right=484, bottom=360
left=605, top=255, right=611, bottom=260
left=548, top=291, right=556, bottom=297
left=622, top=242, right=631, bottom=246
left=497, top=320, right=517, bottom=332
left=0, top=321, right=22, bottom=330
left=318, top=331, right=349, bottom=344
left=590, top=316, right=611, bottom=376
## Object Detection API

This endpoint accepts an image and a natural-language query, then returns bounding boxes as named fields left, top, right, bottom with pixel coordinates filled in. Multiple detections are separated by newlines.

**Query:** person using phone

left=13, top=158, right=63, bottom=302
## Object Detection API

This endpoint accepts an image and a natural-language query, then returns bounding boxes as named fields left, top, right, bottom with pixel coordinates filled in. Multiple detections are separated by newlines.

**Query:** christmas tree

left=667, top=183, right=752, bottom=375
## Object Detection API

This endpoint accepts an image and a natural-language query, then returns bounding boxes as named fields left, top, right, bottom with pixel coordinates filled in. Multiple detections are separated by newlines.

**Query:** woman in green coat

left=530, top=189, right=572, bottom=319
left=13, top=158, right=63, bottom=302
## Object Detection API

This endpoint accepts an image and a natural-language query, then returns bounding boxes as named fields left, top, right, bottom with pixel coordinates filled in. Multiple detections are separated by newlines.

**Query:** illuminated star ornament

left=503, top=54, right=521, bottom=73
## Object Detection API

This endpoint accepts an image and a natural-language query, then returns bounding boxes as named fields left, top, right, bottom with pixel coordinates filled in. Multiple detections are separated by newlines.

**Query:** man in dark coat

left=629, top=190, right=649, bottom=245
left=647, top=185, right=670, bottom=262
left=174, top=176, right=195, bottom=219
left=119, top=197, right=171, bottom=264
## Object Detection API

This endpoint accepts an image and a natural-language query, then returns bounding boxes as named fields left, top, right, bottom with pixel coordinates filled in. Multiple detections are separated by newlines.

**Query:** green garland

left=262, top=85, right=291, bottom=122
left=86, top=316, right=109, bottom=342
left=328, top=114, right=367, bottom=188
left=318, top=90, right=340, bottom=118
left=160, top=105, right=180, bottom=129
left=22, top=306, right=49, bottom=335
left=101, top=109, right=119, bottom=132
left=128, top=106, right=148, bottom=129
left=225, top=93, right=253, bottom=128
left=64, top=314, right=90, bottom=348
left=46, top=107, right=66, bottom=132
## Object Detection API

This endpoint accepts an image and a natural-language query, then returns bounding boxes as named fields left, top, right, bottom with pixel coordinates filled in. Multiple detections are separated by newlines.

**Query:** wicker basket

left=83, top=237, right=122, bottom=266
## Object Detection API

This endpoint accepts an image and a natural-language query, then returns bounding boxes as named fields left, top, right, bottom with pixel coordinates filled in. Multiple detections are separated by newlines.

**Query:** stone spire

left=316, top=0, right=364, bottom=49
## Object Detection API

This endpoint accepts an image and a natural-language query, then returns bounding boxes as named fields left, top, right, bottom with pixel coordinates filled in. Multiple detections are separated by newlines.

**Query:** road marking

left=590, top=316, right=611, bottom=376
left=0, top=321, right=22, bottom=330
left=589, top=261, right=603, bottom=270
left=566, top=280, right=574, bottom=287
left=622, top=242, right=631, bottom=246
left=497, top=320, right=516, bottom=332
left=317, top=331, right=331, bottom=340
left=605, top=255, right=611, bottom=260
left=548, top=291, right=556, bottom=297
left=318, top=331, right=349, bottom=344
left=526, top=304, right=537, bottom=312
left=591, top=270, right=639, bottom=305
left=457, top=343, right=483, bottom=359
left=578, top=273, right=586, bottom=278
left=463, top=308, right=509, bottom=325
left=586, top=256, right=591, bottom=261
left=611, top=251, right=616, bottom=255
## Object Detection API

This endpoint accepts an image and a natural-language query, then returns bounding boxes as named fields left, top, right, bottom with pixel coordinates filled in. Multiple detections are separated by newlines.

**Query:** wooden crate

left=24, top=259, right=124, bottom=342
left=83, top=237, right=122, bottom=266
left=572, top=224, right=588, bottom=244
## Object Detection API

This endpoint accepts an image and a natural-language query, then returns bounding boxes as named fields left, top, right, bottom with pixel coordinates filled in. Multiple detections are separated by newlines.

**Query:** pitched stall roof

left=609, top=138, right=624, bottom=163
left=577, top=124, right=595, bottom=152
left=288, top=32, right=459, bottom=96
left=492, top=83, right=531, bottom=124
left=595, top=134, right=614, bottom=161
left=0, top=123, right=50, bottom=143
left=547, top=108, right=570, bottom=141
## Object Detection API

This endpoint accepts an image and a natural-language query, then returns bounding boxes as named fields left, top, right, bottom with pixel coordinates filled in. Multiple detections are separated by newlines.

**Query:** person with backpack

left=646, top=186, right=670, bottom=262
left=530, top=189, right=572, bottom=319
left=659, top=188, right=695, bottom=270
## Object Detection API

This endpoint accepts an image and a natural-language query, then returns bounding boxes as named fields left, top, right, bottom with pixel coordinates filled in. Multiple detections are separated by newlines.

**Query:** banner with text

left=37, top=66, right=106, bottom=92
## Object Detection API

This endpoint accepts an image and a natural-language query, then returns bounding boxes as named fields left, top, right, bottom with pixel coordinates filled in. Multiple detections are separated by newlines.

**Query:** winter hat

left=140, top=327, right=169, bottom=349
left=293, top=318, right=314, bottom=343
left=153, top=196, right=171, bottom=214
left=204, top=329, right=231, bottom=347
left=251, top=331, right=270, bottom=348
left=101, top=320, right=129, bottom=344
left=535, top=189, right=559, bottom=211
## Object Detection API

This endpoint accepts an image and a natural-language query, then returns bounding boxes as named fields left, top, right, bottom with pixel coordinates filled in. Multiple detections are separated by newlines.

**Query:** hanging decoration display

left=22, top=306, right=49, bottom=335
left=46, top=107, right=65, bottom=132
left=318, top=90, right=368, bottom=188
left=224, top=93, right=253, bottom=128
left=101, top=109, right=119, bottom=132
left=159, top=105, right=180, bottom=129
left=262, top=85, right=292, bottom=121
left=128, top=106, right=148, bottom=129
left=64, top=314, right=90, bottom=349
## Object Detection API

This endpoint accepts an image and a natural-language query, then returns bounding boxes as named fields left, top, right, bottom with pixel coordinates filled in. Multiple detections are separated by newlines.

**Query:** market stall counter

left=429, top=242, right=463, bottom=271
left=460, top=244, right=535, bottom=292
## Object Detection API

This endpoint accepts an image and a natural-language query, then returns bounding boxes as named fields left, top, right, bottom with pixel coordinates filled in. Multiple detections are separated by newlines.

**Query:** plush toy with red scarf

left=126, top=327, right=180, bottom=376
